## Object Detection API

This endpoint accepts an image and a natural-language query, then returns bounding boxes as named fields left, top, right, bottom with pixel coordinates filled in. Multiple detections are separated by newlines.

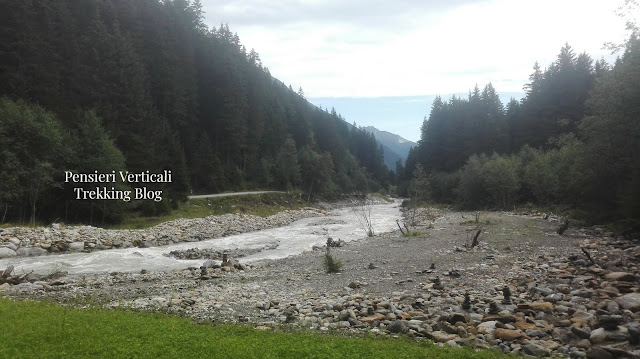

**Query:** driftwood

left=396, top=220, right=406, bottom=235
left=1, top=265, right=13, bottom=278
left=581, top=247, right=596, bottom=266
left=0, top=265, right=34, bottom=285
left=470, top=229, right=482, bottom=248
left=465, top=226, right=484, bottom=248
left=1, top=272, right=33, bottom=285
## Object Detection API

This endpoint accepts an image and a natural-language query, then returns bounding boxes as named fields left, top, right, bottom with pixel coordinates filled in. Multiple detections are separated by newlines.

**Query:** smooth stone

left=428, top=331, right=458, bottom=343
left=0, top=247, right=17, bottom=258
left=495, top=328, right=525, bottom=341
left=445, top=339, right=460, bottom=347
left=15, top=247, right=47, bottom=257
left=530, top=301, right=554, bottom=312
left=361, top=313, right=386, bottom=323
left=386, top=320, right=408, bottom=334
left=477, top=321, right=497, bottom=335
left=523, top=343, right=550, bottom=357
left=525, top=329, right=547, bottom=338
left=604, top=272, right=637, bottom=282
left=615, top=293, right=640, bottom=312
left=589, top=327, right=629, bottom=344
left=68, top=242, right=85, bottom=251
left=597, top=315, right=623, bottom=331
left=575, top=339, right=591, bottom=349
left=585, top=347, right=613, bottom=359
left=571, top=326, right=592, bottom=339
left=606, top=301, right=620, bottom=313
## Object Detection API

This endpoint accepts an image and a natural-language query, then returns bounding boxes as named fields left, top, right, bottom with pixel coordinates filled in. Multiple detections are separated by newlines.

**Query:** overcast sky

left=201, top=0, right=628, bottom=97
left=200, top=0, right=630, bottom=141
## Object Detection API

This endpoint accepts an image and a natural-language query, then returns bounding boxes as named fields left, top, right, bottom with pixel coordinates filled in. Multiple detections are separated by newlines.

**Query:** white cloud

left=202, top=0, right=628, bottom=97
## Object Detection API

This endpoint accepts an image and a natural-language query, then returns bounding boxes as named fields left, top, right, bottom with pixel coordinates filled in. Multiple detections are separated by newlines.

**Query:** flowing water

left=0, top=202, right=402, bottom=275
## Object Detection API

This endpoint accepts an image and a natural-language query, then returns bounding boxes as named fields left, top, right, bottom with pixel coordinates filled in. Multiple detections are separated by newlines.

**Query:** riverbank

left=0, top=208, right=327, bottom=260
left=2, top=207, right=640, bottom=358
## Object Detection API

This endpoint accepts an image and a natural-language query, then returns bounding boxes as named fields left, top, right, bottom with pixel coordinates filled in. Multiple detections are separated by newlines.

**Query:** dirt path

left=188, top=191, right=285, bottom=199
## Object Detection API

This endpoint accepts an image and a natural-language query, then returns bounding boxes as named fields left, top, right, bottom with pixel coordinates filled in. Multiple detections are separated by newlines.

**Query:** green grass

left=0, top=298, right=511, bottom=359
left=105, top=192, right=307, bottom=229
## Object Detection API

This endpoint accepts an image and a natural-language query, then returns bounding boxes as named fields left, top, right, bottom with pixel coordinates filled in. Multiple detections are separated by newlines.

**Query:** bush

left=324, top=252, right=343, bottom=273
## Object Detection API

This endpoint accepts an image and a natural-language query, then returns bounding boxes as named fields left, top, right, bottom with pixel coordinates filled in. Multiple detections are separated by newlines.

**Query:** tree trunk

left=307, top=180, right=314, bottom=202
left=1, top=203, right=7, bottom=223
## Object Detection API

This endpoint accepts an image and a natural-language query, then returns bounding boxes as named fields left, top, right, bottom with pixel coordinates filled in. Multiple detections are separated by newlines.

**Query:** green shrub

left=324, top=252, right=343, bottom=273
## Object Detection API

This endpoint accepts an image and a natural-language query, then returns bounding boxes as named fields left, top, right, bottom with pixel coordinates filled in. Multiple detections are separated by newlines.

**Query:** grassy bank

left=105, top=192, right=308, bottom=229
left=0, top=298, right=509, bottom=359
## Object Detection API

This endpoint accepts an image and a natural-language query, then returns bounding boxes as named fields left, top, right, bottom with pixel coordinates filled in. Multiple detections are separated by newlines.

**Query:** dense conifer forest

left=0, top=0, right=391, bottom=224
left=1, top=0, right=638, bottom=230
left=398, top=36, right=640, bottom=228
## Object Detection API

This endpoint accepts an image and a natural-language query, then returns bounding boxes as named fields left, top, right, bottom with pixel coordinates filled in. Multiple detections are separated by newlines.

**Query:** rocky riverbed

left=2, top=207, right=640, bottom=358
left=0, top=208, right=327, bottom=258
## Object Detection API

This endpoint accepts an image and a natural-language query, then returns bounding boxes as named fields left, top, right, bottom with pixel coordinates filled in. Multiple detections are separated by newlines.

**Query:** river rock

left=575, top=339, right=591, bottom=349
left=16, top=247, right=47, bottom=257
left=428, top=331, right=458, bottom=343
left=589, top=327, right=629, bottom=344
left=571, top=326, right=592, bottom=339
left=0, top=247, right=17, bottom=258
left=522, top=343, right=550, bottom=357
left=477, top=321, right=498, bottom=335
left=361, top=313, right=386, bottom=323
left=614, top=293, right=640, bottom=311
left=604, top=272, right=637, bottom=282
left=628, top=324, right=640, bottom=345
left=68, top=242, right=85, bottom=251
left=495, top=328, right=526, bottom=341
left=585, top=347, right=613, bottom=359
left=529, top=301, right=554, bottom=312
left=597, top=315, right=623, bottom=331
left=386, top=320, right=408, bottom=334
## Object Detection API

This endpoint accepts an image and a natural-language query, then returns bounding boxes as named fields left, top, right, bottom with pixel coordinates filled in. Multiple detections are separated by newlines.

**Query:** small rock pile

left=166, top=242, right=279, bottom=260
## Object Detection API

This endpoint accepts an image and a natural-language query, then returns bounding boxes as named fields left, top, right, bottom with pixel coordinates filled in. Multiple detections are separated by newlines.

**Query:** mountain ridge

left=362, top=126, right=416, bottom=170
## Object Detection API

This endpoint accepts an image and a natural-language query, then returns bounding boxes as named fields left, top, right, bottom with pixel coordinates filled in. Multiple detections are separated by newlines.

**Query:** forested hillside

left=0, top=0, right=390, bottom=225
left=400, top=37, right=640, bottom=227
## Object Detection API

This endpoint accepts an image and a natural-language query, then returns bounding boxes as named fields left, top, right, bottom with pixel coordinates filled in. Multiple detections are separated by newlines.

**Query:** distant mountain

left=379, top=143, right=403, bottom=172
left=363, top=126, right=416, bottom=170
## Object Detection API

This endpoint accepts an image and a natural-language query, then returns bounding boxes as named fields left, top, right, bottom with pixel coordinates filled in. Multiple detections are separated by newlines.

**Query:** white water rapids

left=0, top=202, right=402, bottom=275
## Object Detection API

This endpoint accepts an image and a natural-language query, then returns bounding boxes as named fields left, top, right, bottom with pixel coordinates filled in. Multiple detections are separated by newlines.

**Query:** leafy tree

left=0, top=98, right=68, bottom=224
left=481, top=153, right=520, bottom=208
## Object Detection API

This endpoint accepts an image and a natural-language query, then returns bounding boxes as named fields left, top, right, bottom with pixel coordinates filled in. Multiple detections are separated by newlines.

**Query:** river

left=0, top=202, right=402, bottom=275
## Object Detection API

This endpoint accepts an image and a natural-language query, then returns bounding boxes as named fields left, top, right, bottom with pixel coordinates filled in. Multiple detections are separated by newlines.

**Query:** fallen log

left=396, top=220, right=406, bottom=235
